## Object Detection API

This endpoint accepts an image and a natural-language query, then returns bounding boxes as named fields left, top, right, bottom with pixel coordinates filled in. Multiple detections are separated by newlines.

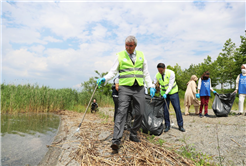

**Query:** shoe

left=238, top=113, right=242, bottom=115
left=199, top=113, right=203, bottom=118
left=129, top=135, right=140, bottom=142
left=204, top=114, right=210, bottom=117
left=164, top=126, right=170, bottom=132
left=111, top=142, right=120, bottom=150
left=179, top=126, right=185, bottom=132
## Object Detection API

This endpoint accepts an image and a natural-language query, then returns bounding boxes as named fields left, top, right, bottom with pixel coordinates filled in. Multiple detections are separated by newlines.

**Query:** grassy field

left=1, top=83, right=239, bottom=114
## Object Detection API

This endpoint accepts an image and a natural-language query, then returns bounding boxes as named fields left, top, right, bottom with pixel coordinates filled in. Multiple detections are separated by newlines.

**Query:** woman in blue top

left=234, top=64, right=246, bottom=115
left=197, top=71, right=216, bottom=118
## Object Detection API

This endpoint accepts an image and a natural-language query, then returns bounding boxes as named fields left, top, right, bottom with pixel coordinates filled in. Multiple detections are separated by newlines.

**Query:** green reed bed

left=1, top=84, right=114, bottom=114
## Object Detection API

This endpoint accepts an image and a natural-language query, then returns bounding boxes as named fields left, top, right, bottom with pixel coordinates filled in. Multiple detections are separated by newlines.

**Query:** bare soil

left=38, top=108, right=246, bottom=166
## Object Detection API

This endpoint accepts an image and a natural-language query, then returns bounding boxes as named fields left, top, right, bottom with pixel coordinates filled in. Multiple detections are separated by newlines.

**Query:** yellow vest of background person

left=155, top=69, right=178, bottom=95
left=118, top=50, right=144, bottom=86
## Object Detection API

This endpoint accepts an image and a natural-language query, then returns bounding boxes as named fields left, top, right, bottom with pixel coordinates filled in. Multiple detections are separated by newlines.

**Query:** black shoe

left=164, top=126, right=170, bottom=132
left=199, top=113, right=203, bottom=118
left=129, top=135, right=140, bottom=142
left=111, top=142, right=120, bottom=150
left=204, top=114, right=210, bottom=117
left=179, top=126, right=185, bottom=132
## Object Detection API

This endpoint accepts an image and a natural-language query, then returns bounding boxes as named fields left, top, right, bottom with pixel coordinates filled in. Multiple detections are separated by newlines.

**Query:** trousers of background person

left=163, top=92, right=183, bottom=127
left=239, top=94, right=246, bottom=113
left=199, top=96, right=209, bottom=114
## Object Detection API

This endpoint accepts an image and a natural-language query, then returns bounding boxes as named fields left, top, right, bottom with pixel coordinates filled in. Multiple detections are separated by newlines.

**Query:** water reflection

left=1, top=113, right=60, bottom=166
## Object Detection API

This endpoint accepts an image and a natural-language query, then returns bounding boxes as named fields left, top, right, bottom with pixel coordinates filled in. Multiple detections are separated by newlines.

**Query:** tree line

left=82, top=35, right=245, bottom=95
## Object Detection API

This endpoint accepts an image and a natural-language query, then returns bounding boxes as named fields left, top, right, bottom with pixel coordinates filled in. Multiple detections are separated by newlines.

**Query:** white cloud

left=2, top=1, right=245, bottom=88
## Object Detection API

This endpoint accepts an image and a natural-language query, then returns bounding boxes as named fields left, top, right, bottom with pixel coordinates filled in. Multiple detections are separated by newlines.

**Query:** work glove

left=196, top=93, right=200, bottom=98
left=97, top=78, right=105, bottom=88
left=150, top=88, right=156, bottom=98
left=163, top=94, right=167, bottom=99
left=213, top=91, right=217, bottom=94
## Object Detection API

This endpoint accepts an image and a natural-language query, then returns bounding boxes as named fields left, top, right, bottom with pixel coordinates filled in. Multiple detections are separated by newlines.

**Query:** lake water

left=1, top=113, right=60, bottom=166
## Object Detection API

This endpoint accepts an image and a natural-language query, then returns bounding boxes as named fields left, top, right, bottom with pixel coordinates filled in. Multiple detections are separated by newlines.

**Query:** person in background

left=112, top=75, right=133, bottom=130
left=234, top=64, right=246, bottom=115
left=97, top=35, right=156, bottom=151
left=197, top=71, right=217, bottom=118
left=184, top=75, right=200, bottom=116
left=154, top=63, right=185, bottom=132
left=91, top=99, right=98, bottom=113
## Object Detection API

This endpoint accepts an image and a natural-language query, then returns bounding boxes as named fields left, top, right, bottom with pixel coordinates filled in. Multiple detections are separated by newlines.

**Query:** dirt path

left=38, top=108, right=246, bottom=166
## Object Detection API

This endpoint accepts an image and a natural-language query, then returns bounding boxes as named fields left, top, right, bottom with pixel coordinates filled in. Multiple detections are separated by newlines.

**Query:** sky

left=1, top=0, right=245, bottom=90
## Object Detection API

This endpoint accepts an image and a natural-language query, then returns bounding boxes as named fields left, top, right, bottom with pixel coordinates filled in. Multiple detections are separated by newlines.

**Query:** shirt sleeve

left=210, top=79, right=214, bottom=91
left=154, top=76, right=158, bottom=84
left=235, top=74, right=240, bottom=90
left=103, top=57, right=119, bottom=84
left=198, top=78, right=201, bottom=90
left=115, top=77, right=119, bottom=84
left=165, top=70, right=175, bottom=94
left=143, top=59, right=154, bottom=88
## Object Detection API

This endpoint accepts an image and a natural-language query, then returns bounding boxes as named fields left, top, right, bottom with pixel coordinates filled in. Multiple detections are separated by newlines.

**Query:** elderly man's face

left=125, top=41, right=136, bottom=54
left=241, top=65, right=245, bottom=69
left=158, top=68, right=165, bottom=75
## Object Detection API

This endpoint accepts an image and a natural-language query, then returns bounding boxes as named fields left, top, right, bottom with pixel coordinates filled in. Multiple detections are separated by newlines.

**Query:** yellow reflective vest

left=155, top=69, right=178, bottom=95
left=118, top=50, right=144, bottom=86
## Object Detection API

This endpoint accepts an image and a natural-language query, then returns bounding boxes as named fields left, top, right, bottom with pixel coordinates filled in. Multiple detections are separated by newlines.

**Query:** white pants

left=239, top=94, right=246, bottom=113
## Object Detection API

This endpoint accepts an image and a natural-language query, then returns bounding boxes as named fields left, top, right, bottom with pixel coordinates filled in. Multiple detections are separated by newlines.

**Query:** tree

left=216, top=38, right=236, bottom=90
left=234, top=35, right=246, bottom=74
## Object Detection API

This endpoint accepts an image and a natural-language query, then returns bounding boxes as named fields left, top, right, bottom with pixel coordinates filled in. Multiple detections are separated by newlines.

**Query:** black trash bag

left=212, top=92, right=236, bottom=117
left=141, top=95, right=164, bottom=136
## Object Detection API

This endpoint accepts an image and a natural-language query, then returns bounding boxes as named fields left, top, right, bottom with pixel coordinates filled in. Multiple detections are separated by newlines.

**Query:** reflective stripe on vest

left=155, top=69, right=178, bottom=95
left=118, top=50, right=144, bottom=86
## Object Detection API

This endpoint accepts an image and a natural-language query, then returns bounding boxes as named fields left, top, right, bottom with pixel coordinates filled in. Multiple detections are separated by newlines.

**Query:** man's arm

left=165, top=70, right=175, bottom=94
left=103, top=57, right=119, bottom=84
left=143, top=59, right=154, bottom=88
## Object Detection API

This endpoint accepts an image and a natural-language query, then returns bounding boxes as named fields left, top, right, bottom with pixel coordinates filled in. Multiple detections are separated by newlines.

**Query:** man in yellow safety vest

left=154, top=63, right=185, bottom=133
left=97, top=36, right=156, bottom=151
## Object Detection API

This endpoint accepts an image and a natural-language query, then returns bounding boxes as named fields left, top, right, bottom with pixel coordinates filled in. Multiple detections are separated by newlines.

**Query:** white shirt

left=104, top=50, right=154, bottom=88
left=153, top=69, right=175, bottom=95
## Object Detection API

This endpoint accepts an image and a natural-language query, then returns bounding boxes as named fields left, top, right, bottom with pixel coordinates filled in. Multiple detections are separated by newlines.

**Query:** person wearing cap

left=97, top=35, right=156, bottom=151
left=234, top=64, right=246, bottom=115
left=197, top=71, right=217, bottom=118
left=184, top=75, right=200, bottom=115
left=154, top=63, right=185, bottom=133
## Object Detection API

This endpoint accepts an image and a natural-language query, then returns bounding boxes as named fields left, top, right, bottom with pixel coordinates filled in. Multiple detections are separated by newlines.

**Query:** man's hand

left=234, top=90, right=238, bottom=94
left=213, top=91, right=217, bottom=94
left=97, top=78, right=105, bottom=88
left=163, top=94, right=167, bottom=99
left=150, top=88, right=156, bottom=98
left=196, top=93, right=200, bottom=98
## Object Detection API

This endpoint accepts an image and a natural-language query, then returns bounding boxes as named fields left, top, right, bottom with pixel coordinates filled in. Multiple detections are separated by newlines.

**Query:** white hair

left=243, top=64, right=246, bottom=68
left=125, top=36, right=137, bottom=46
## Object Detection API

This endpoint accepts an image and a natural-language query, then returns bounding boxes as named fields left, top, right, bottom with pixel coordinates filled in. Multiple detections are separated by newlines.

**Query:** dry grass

left=49, top=110, right=195, bottom=166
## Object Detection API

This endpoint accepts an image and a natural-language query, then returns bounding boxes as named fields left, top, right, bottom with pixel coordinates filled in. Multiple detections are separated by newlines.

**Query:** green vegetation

left=1, top=83, right=113, bottom=114
left=1, top=36, right=244, bottom=113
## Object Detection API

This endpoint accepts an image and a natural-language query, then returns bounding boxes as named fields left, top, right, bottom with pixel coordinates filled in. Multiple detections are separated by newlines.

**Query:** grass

left=1, top=83, right=114, bottom=114
left=1, top=83, right=241, bottom=114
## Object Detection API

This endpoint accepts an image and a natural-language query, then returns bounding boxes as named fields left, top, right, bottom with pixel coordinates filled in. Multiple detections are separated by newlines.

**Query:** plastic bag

left=212, top=92, right=236, bottom=117
left=141, top=95, right=164, bottom=136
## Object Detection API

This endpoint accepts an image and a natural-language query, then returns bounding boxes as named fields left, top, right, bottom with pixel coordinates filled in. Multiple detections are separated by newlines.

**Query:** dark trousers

left=163, top=92, right=183, bottom=127
left=112, top=86, right=145, bottom=144
left=113, top=96, right=133, bottom=127
left=200, top=96, right=209, bottom=114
